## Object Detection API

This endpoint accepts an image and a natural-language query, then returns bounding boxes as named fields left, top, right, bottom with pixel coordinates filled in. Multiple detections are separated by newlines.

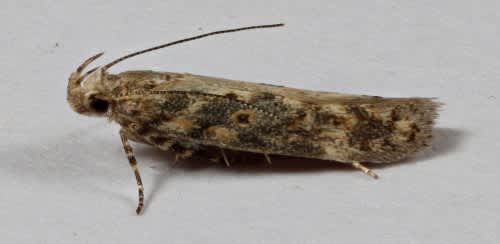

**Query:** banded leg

left=119, top=130, right=145, bottom=215
left=351, top=161, right=379, bottom=179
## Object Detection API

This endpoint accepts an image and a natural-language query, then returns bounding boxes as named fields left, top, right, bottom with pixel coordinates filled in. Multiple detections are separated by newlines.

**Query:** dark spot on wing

left=224, top=92, right=238, bottom=100
left=315, top=113, right=345, bottom=127
left=348, top=106, right=394, bottom=151
left=158, top=93, right=190, bottom=114
left=237, top=129, right=267, bottom=147
left=237, top=113, right=250, bottom=123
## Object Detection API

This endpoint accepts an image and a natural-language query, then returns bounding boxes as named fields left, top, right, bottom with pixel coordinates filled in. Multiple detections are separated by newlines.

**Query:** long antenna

left=102, top=23, right=284, bottom=71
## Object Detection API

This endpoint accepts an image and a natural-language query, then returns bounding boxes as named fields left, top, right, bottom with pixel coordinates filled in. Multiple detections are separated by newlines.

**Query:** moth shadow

left=395, top=127, right=466, bottom=166
left=137, top=145, right=355, bottom=210
left=140, top=146, right=353, bottom=175
left=138, top=127, right=465, bottom=209
left=142, top=127, right=465, bottom=173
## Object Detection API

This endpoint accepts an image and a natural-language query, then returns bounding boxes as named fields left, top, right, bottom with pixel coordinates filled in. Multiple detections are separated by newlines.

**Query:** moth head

left=66, top=24, right=285, bottom=117
left=67, top=53, right=111, bottom=117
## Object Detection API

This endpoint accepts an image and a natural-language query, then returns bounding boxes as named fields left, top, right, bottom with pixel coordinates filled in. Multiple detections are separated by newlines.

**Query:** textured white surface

left=1, top=1, right=499, bottom=243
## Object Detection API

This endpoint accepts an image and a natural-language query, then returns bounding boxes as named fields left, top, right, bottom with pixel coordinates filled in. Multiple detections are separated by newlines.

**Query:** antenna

left=102, top=23, right=284, bottom=71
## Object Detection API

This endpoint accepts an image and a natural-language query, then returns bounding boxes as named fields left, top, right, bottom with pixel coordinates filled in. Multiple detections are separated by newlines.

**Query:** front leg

left=119, top=129, right=145, bottom=215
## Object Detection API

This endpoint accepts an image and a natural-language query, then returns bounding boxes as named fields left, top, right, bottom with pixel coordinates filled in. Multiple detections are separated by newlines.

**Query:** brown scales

left=66, top=24, right=440, bottom=214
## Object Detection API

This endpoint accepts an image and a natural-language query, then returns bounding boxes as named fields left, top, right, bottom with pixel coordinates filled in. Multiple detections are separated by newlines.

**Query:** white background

left=1, top=1, right=499, bottom=243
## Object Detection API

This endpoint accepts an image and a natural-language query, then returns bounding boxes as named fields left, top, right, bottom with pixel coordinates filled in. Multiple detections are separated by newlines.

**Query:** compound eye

left=89, top=97, right=109, bottom=113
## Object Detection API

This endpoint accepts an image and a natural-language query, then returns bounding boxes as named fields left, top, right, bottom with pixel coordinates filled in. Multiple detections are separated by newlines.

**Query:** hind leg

left=351, top=161, right=379, bottom=179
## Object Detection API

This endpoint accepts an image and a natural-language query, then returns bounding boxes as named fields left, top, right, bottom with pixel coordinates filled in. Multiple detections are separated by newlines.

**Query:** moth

left=67, top=24, right=440, bottom=214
